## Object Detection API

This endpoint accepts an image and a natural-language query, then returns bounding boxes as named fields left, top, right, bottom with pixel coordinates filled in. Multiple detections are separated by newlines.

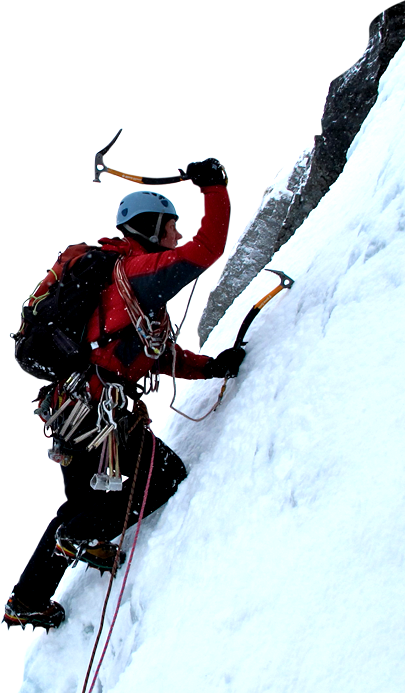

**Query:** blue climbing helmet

left=116, top=191, right=178, bottom=243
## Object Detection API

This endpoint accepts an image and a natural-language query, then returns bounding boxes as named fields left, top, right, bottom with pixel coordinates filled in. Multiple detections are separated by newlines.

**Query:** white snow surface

left=19, top=43, right=405, bottom=693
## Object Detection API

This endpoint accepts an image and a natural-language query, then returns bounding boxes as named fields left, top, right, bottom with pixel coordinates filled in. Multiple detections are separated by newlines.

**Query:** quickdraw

left=88, top=383, right=127, bottom=492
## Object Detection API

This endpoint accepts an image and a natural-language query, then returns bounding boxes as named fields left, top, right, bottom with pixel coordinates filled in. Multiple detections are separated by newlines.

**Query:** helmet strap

left=149, top=213, right=163, bottom=244
left=123, top=224, right=144, bottom=240
left=123, top=212, right=163, bottom=244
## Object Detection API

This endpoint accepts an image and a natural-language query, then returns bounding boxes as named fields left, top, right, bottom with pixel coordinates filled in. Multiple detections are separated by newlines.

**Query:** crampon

left=54, top=532, right=126, bottom=576
left=3, top=594, right=65, bottom=632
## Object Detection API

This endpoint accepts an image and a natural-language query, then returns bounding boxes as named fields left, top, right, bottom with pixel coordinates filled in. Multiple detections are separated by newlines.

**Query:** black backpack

left=12, top=245, right=119, bottom=382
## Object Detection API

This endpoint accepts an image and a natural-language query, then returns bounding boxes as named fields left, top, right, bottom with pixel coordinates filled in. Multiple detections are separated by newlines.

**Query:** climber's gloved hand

left=186, top=158, right=228, bottom=187
left=203, top=347, right=245, bottom=379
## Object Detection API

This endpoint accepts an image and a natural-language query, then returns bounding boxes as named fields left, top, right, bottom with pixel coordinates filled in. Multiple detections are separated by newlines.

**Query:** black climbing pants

left=13, top=422, right=187, bottom=609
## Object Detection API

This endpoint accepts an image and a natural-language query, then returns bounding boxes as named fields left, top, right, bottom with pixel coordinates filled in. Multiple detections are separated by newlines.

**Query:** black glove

left=203, top=347, right=245, bottom=379
left=186, top=158, right=228, bottom=187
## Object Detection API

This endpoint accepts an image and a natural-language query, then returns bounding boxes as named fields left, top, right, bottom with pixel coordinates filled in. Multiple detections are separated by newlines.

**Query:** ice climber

left=4, top=158, right=245, bottom=631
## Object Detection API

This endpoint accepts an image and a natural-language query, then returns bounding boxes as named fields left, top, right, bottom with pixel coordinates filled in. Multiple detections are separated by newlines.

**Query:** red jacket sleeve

left=124, top=185, right=230, bottom=314
left=158, top=343, right=211, bottom=380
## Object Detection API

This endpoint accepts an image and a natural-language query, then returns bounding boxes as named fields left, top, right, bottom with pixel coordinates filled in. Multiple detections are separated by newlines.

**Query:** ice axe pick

left=93, top=129, right=189, bottom=185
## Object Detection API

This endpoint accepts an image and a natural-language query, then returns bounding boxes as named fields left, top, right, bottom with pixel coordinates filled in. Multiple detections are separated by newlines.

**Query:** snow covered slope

left=19, top=42, right=405, bottom=693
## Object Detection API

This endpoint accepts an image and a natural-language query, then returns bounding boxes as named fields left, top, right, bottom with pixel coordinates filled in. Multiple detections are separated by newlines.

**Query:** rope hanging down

left=81, top=409, right=156, bottom=693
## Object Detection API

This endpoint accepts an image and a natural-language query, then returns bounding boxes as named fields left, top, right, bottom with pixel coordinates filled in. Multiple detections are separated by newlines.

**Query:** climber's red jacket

left=86, top=184, right=230, bottom=391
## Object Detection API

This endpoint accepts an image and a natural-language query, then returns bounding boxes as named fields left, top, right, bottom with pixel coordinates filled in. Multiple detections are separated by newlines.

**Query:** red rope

left=86, top=432, right=156, bottom=693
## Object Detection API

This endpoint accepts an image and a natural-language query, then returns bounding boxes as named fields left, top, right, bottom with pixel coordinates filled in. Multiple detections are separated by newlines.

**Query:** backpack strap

left=29, top=243, right=96, bottom=307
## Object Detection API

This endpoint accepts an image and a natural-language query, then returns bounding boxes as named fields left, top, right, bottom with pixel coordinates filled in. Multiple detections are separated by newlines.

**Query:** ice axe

left=211, top=269, right=294, bottom=409
left=93, top=129, right=189, bottom=185
left=233, top=269, right=294, bottom=349
left=171, top=269, right=294, bottom=421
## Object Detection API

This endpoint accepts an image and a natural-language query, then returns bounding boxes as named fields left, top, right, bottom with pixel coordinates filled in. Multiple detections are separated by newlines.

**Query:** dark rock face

left=198, top=2, right=405, bottom=347
left=278, top=1, right=405, bottom=253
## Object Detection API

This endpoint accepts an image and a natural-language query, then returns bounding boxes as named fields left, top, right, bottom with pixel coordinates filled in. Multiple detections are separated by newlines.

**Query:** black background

left=0, top=3, right=385, bottom=693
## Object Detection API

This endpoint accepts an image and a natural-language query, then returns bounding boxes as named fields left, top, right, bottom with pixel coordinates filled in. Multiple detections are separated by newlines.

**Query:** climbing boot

left=54, top=529, right=126, bottom=575
left=3, top=594, right=65, bottom=632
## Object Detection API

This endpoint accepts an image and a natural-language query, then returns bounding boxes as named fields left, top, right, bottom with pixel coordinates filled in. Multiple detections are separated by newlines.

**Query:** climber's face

left=160, top=219, right=183, bottom=249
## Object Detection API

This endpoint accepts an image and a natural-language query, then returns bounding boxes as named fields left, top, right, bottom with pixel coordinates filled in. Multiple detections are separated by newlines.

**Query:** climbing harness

left=81, top=405, right=155, bottom=693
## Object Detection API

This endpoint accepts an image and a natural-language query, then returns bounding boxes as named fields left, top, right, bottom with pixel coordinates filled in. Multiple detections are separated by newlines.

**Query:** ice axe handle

left=93, top=128, right=190, bottom=186
left=233, top=270, right=294, bottom=349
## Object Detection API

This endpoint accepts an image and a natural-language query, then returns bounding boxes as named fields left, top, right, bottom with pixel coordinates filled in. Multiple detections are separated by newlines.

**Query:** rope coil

left=114, top=255, right=172, bottom=359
